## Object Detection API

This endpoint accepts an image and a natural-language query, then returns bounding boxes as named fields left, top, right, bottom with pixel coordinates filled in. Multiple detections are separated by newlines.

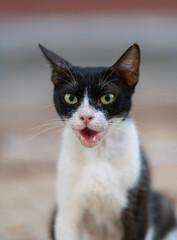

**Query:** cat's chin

left=73, top=127, right=109, bottom=148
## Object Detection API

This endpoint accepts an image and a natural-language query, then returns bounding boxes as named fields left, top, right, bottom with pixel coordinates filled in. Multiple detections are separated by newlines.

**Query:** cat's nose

left=79, top=115, right=94, bottom=124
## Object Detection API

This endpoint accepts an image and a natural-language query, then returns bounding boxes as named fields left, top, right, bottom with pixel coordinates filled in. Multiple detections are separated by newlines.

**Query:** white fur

left=145, top=227, right=154, bottom=240
left=55, top=96, right=142, bottom=240
left=144, top=227, right=177, bottom=240
left=69, top=94, right=108, bottom=132
left=163, top=228, right=177, bottom=240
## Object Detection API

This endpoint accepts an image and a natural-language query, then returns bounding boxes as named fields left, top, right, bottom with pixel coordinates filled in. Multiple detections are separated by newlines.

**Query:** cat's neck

left=58, top=117, right=141, bottom=203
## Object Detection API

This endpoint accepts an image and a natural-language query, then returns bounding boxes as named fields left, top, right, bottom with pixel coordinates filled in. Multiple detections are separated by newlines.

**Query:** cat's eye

left=64, top=93, right=78, bottom=104
left=100, top=93, right=115, bottom=104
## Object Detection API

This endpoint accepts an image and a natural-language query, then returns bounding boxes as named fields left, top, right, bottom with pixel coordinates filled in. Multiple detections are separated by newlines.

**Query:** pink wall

left=1, top=0, right=177, bottom=14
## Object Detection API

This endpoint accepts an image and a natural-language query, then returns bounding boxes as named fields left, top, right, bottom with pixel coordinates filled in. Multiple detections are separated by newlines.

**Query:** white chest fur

left=55, top=119, right=141, bottom=240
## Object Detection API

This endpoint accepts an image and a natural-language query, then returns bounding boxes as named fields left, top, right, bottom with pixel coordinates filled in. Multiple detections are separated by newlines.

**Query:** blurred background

left=0, top=1, right=177, bottom=240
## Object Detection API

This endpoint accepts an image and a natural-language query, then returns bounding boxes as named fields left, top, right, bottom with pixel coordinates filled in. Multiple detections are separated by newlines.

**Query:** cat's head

left=39, top=44, right=140, bottom=147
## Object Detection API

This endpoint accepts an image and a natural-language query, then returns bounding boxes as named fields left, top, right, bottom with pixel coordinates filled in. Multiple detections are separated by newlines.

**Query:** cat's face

left=39, top=44, right=140, bottom=147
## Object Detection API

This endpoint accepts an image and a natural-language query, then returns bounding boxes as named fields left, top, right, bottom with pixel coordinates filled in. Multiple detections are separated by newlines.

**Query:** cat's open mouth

left=73, top=127, right=108, bottom=147
left=80, top=128, right=99, bottom=145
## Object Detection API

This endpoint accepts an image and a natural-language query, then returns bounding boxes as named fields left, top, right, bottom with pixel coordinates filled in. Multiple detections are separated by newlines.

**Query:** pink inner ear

left=119, top=52, right=139, bottom=86
left=121, top=70, right=139, bottom=87
left=112, top=44, right=140, bottom=86
left=119, top=47, right=139, bottom=72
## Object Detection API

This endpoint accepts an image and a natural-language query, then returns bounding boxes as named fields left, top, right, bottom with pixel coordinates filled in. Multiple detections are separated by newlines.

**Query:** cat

left=39, top=43, right=177, bottom=240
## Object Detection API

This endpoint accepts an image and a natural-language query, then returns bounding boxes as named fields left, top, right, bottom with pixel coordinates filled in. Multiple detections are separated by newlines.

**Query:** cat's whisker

left=62, top=61, right=77, bottom=86
left=99, top=73, right=117, bottom=92
left=60, top=61, right=77, bottom=88
left=30, top=123, right=64, bottom=133
left=47, top=127, right=64, bottom=141
left=59, top=68, right=77, bottom=88
left=58, top=77, right=77, bottom=89
left=29, top=119, right=65, bottom=131
left=26, top=125, right=64, bottom=141
left=100, top=61, right=122, bottom=85
left=28, top=119, right=66, bottom=138
left=32, top=122, right=64, bottom=131
left=99, top=73, right=105, bottom=85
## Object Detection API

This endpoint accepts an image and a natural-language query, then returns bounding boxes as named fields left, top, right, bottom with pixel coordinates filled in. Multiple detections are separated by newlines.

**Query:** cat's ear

left=111, top=44, right=140, bottom=87
left=38, top=44, right=73, bottom=85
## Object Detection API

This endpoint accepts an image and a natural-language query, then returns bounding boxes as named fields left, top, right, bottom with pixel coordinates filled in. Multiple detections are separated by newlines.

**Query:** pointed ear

left=38, top=44, right=73, bottom=85
left=111, top=44, right=140, bottom=87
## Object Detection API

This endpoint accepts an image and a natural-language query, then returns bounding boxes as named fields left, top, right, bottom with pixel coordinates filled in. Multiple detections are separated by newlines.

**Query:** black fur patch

left=150, top=191, right=177, bottom=240
left=121, top=148, right=150, bottom=240
left=39, top=44, right=140, bottom=122
left=53, top=66, right=135, bottom=121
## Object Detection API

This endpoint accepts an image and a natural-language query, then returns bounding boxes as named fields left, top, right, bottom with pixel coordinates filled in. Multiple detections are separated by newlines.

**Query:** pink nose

left=79, top=115, right=94, bottom=124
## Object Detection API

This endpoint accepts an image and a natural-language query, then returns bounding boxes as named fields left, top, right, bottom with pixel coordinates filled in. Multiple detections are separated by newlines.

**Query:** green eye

left=64, top=93, right=78, bottom=104
left=100, top=93, right=115, bottom=104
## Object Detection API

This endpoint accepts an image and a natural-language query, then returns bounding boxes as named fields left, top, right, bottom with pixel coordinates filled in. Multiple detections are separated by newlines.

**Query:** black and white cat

left=39, top=44, right=177, bottom=240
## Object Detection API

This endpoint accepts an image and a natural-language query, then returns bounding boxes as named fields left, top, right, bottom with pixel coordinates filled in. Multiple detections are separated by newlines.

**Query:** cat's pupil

left=105, top=95, right=111, bottom=102
left=69, top=95, right=74, bottom=101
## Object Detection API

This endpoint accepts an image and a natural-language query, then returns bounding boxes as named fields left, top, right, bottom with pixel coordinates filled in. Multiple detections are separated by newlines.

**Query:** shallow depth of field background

left=0, top=1, right=177, bottom=240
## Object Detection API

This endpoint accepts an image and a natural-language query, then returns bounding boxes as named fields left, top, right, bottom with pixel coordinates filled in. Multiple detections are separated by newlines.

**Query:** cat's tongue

left=79, top=127, right=99, bottom=146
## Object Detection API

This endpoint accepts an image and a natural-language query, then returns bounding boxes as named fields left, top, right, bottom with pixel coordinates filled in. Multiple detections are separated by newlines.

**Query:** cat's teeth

left=92, top=136, right=96, bottom=141
left=80, top=135, right=96, bottom=142
left=81, top=136, right=85, bottom=141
